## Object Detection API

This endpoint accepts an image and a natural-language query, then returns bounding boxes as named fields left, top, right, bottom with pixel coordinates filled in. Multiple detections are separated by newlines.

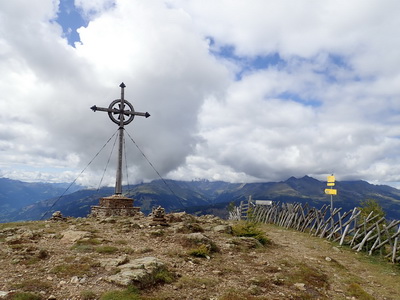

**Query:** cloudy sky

left=1, top=0, right=400, bottom=188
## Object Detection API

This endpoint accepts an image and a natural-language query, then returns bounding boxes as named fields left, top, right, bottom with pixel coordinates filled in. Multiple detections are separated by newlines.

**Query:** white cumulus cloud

left=0, top=0, right=400, bottom=188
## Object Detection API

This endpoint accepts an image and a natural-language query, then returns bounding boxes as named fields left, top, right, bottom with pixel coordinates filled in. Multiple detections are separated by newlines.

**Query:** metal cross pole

left=90, top=82, right=150, bottom=195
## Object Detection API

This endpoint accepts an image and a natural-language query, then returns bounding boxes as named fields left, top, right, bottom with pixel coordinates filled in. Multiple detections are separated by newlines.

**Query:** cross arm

left=90, top=105, right=150, bottom=118
left=90, top=105, right=120, bottom=113
left=125, top=111, right=151, bottom=118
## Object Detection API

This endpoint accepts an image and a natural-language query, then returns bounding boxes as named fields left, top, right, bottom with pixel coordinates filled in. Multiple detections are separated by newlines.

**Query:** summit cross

left=90, top=82, right=150, bottom=195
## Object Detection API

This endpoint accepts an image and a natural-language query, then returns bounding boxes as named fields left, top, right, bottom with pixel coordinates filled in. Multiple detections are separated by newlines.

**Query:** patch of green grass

left=188, top=244, right=210, bottom=258
left=249, top=276, right=275, bottom=289
left=23, top=257, right=40, bottom=265
left=134, top=266, right=175, bottom=288
left=7, top=292, right=42, bottom=300
left=100, top=286, right=141, bottom=300
left=71, top=244, right=94, bottom=252
left=116, top=239, right=128, bottom=245
left=357, top=253, right=400, bottom=274
left=95, top=245, right=119, bottom=254
left=76, top=238, right=102, bottom=245
left=176, top=276, right=216, bottom=289
left=50, top=262, right=92, bottom=277
left=231, top=221, right=270, bottom=245
left=12, top=279, right=52, bottom=293
left=286, top=263, right=329, bottom=288
left=0, top=221, right=45, bottom=231
left=20, top=249, right=49, bottom=265
left=9, top=243, right=25, bottom=249
left=153, top=267, right=175, bottom=284
left=180, top=235, right=219, bottom=255
left=122, top=247, right=136, bottom=254
left=71, top=238, right=102, bottom=253
left=347, top=283, right=375, bottom=300
left=150, top=230, right=165, bottom=237
left=176, top=222, right=204, bottom=233
left=11, top=279, right=52, bottom=300
left=138, top=247, right=154, bottom=254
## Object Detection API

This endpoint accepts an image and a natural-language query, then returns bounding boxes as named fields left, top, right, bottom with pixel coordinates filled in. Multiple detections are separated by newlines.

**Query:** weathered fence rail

left=231, top=200, right=400, bottom=263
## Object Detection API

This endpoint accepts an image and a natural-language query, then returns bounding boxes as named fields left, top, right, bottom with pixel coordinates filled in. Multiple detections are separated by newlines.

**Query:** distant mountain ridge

left=0, top=177, right=83, bottom=222
left=1, top=176, right=400, bottom=222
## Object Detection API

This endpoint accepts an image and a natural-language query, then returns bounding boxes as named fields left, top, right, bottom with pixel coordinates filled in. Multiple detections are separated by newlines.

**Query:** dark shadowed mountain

left=2, top=176, right=400, bottom=222
left=0, top=177, right=82, bottom=222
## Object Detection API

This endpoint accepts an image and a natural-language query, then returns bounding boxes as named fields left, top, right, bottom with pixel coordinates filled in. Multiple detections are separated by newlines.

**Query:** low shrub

left=231, top=222, right=270, bottom=245
left=347, top=283, right=375, bottom=300
left=149, top=230, right=164, bottom=237
left=71, top=238, right=101, bottom=253
left=37, top=249, right=49, bottom=259
left=50, top=262, right=91, bottom=277
left=188, top=244, right=210, bottom=258
left=133, top=266, right=175, bottom=288
left=12, top=279, right=51, bottom=293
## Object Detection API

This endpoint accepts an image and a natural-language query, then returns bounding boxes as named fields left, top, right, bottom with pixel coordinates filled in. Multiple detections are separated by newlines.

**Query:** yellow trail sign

left=325, top=188, right=337, bottom=195
left=327, top=175, right=335, bottom=183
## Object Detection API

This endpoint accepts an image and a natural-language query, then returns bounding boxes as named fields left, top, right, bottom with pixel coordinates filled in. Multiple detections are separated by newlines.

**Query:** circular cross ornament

left=108, top=99, right=135, bottom=125
left=90, top=82, right=150, bottom=128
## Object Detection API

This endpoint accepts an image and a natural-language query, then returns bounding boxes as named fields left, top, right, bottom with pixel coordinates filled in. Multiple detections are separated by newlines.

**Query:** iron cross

left=90, top=82, right=150, bottom=195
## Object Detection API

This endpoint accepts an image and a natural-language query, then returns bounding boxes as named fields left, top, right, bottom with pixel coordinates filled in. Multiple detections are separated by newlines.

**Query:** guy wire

left=123, top=135, right=131, bottom=192
left=97, top=131, right=119, bottom=192
left=124, top=129, right=186, bottom=210
left=40, top=129, right=119, bottom=220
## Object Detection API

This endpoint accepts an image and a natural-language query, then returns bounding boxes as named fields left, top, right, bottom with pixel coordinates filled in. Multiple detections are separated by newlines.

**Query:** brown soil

left=0, top=214, right=399, bottom=299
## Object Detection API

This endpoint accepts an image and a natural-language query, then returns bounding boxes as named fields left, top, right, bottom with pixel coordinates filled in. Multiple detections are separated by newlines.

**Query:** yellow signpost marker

left=327, top=175, right=335, bottom=187
left=324, top=188, right=337, bottom=195
left=325, top=175, right=337, bottom=195
left=325, top=175, right=337, bottom=217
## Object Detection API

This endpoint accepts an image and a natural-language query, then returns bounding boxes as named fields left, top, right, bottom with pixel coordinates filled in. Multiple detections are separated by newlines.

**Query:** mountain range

left=1, top=176, right=400, bottom=222
left=0, top=178, right=82, bottom=222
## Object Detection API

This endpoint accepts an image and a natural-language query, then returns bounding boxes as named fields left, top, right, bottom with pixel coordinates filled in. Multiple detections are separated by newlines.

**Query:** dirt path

left=264, top=224, right=400, bottom=300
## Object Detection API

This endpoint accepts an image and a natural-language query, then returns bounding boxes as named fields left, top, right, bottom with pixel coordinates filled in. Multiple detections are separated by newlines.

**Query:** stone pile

left=49, top=211, right=66, bottom=221
left=150, top=206, right=169, bottom=226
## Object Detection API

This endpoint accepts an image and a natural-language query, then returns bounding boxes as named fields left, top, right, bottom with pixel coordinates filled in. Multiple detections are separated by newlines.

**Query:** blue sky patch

left=278, top=91, right=322, bottom=107
left=209, top=39, right=285, bottom=80
left=56, top=0, right=87, bottom=46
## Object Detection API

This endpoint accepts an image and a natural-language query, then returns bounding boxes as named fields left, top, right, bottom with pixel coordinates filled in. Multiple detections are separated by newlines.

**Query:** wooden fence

left=230, top=200, right=400, bottom=264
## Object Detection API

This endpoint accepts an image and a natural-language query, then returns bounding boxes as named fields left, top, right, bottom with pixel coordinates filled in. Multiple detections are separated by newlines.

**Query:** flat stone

left=105, top=257, right=165, bottom=287
left=212, top=225, right=232, bottom=234
left=99, top=255, right=130, bottom=270
left=60, top=230, right=91, bottom=243
left=70, top=276, right=80, bottom=284
left=294, top=283, right=306, bottom=291
left=231, top=237, right=262, bottom=249
left=185, top=232, right=210, bottom=242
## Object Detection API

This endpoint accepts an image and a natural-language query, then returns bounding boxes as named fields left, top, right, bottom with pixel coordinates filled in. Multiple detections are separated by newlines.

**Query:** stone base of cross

left=90, top=195, right=141, bottom=218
